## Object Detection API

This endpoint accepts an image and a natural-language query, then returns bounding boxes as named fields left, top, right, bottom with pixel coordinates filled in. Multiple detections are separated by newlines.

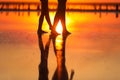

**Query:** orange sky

left=0, top=0, right=120, bottom=2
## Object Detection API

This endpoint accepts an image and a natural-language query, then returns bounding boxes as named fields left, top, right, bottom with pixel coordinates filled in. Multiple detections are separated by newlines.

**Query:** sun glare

left=55, top=35, right=63, bottom=50
left=56, top=20, right=63, bottom=34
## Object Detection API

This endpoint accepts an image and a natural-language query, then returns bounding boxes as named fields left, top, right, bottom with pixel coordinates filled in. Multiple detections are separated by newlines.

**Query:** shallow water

left=0, top=12, right=120, bottom=80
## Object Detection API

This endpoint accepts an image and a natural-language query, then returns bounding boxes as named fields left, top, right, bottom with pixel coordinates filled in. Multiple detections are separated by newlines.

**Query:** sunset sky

left=0, top=0, right=120, bottom=2
left=0, top=0, right=120, bottom=31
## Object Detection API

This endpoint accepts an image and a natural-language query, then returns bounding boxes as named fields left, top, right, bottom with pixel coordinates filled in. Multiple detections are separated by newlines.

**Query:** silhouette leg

left=45, top=12, right=52, bottom=30
left=52, top=14, right=60, bottom=34
left=61, top=16, right=70, bottom=34
left=38, top=14, right=47, bottom=34
left=61, top=16, right=66, bottom=31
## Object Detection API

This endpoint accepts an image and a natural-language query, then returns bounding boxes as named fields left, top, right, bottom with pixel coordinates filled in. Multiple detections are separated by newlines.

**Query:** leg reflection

left=52, top=34, right=70, bottom=80
left=38, top=33, right=51, bottom=80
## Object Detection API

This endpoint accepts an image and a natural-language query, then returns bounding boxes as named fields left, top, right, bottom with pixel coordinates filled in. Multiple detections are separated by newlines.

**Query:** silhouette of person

left=51, top=34, right=74, bottom=80
left=51, top=0, right=70, bottom=35
left=37, top=13, right=73, bottom=79
left=38, top=0, right=52, bottom=34
left=38, top=33, right=51, bottom=80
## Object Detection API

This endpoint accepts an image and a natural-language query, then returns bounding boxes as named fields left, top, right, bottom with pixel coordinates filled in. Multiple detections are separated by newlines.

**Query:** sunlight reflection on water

left=0, top=12, right=120, bottom=80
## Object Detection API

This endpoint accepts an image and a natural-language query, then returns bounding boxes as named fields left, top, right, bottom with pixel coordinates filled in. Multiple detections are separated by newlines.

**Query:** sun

left=56, top=20, right=63, bottom=34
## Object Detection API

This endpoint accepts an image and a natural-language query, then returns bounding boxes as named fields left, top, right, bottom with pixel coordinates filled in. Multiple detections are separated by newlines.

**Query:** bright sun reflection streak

left=55, top=35, right=63, bottom=50
left=55, top=35, right=63, bottom=79
left=56, top=20, right=63, bottom=34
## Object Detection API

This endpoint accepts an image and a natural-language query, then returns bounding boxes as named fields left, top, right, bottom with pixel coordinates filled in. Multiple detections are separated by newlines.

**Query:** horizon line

left=0, top=1, right=120, bottom=3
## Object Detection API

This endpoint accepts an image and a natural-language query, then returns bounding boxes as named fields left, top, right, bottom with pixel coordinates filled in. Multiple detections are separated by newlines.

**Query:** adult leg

left=61, top=13, right=70, bottom=34
left=52, top=13, right=60, bottom=34
left=38, top=14, right=46, bottom=34
left=61, top=14, right=66, bottom=32
left=45, top=11, right=52, bottom=30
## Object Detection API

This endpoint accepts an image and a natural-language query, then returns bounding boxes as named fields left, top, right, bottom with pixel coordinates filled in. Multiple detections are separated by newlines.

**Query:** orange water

left=0, top=12, right=120, bottom=80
